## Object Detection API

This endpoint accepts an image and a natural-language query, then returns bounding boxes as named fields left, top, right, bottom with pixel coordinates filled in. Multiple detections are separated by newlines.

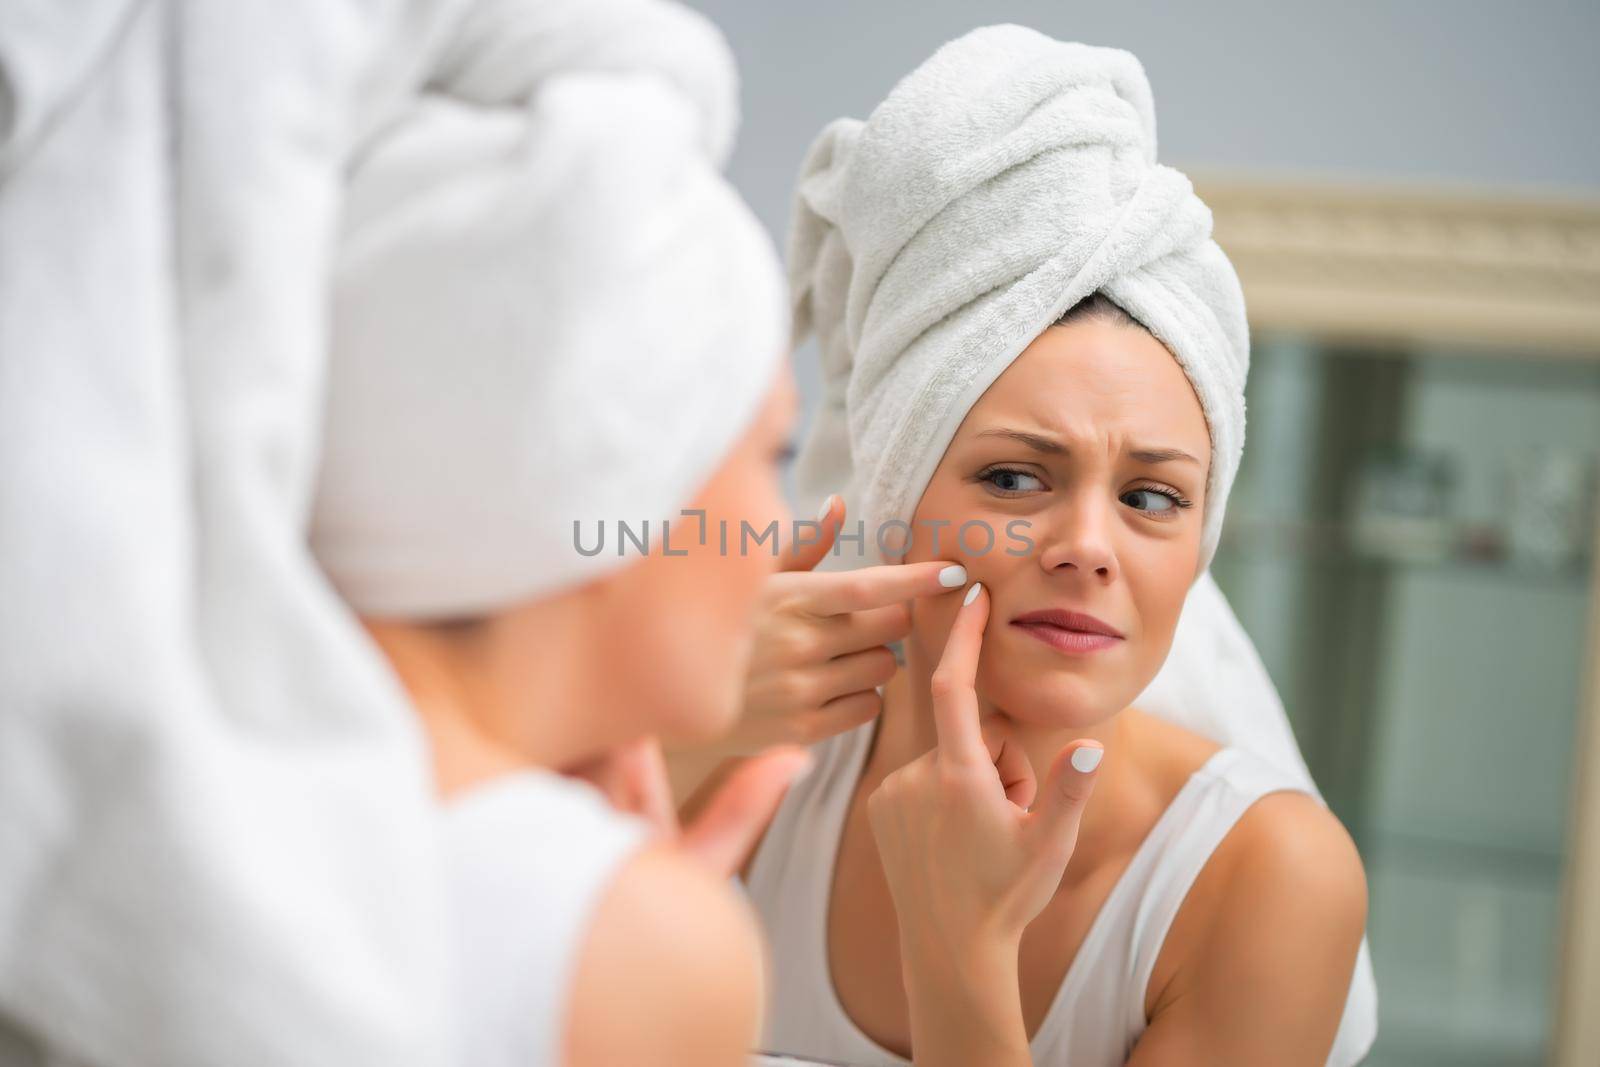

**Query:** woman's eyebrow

left=974, top=427, right=1200, bottom=467
left=1129, top=445, right=1202, bottom=466
left=973, top=428, right=1066, bottom=454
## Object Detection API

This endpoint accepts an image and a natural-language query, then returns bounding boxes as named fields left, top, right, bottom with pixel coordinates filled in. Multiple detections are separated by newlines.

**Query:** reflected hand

left=866, top=581, right=1104, bottom=945
left=733, top=495, right=968, bottom=751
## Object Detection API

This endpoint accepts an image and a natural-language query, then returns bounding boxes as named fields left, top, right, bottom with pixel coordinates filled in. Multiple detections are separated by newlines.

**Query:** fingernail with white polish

left=938, top=564, right=968, bottom=588
left=963, top=581, right=983, bottom=607
left=1071, top=746, right=1104, bottom=773
left=816, top=494, right=836, bottom=523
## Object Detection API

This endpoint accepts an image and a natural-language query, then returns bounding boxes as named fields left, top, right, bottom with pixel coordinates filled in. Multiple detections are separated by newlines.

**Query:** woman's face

left=598, top=361, right=801, bottom=744
left=903, top=317, right=1210, bottom=731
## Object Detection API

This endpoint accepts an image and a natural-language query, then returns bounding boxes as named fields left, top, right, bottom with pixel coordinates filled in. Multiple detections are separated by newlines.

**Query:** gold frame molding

left=1563, top=516, right=1600, bottom=1067
left=1192, top=172, right=1600, bottom=357
left=1193, top=171, right=1600, bottom=1067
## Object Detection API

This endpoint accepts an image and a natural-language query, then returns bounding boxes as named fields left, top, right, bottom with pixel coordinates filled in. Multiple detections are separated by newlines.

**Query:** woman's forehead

left=965, top=322, right=1209, bottom=451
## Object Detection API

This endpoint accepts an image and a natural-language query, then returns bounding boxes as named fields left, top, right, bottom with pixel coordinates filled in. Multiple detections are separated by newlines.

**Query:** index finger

left=929, top=582, right=990, bottom=766
left=806, top=559, right=969, bottom=616
left=779, top=494, right=841, bottom=573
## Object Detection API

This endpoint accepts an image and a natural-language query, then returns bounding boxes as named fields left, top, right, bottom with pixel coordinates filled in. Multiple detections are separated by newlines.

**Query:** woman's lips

left=1009, top=608, right=1124, bottom=655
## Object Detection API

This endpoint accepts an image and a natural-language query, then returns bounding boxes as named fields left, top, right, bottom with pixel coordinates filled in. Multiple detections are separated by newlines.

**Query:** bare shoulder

left=566, top=844, right=766, bottom=1067
left=1175, top=787, right=1367, bottom=970
left=1224, top=789, right=1367, bottom=902
left=1136, top=789, right=1367, bottom=1064
left=1121, top=708, right=1364, bottom=911
left=1204, top=789, right=1369, bottom=968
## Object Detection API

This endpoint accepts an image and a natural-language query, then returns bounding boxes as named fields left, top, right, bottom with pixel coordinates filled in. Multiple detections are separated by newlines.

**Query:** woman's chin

left=990, top=697, right=1115, bottom=733
left=979, top=644, right=1128, bottom=730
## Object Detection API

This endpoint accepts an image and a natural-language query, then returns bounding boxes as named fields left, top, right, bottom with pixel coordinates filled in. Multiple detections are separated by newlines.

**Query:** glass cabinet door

left=1211, top=336, right=1600, bottom=1066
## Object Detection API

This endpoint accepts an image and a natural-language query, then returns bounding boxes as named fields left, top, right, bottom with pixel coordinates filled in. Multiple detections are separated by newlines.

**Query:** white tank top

left=744, top=722, right=1377, bottom=1066
left=443, top=771, right=650, bottom=1067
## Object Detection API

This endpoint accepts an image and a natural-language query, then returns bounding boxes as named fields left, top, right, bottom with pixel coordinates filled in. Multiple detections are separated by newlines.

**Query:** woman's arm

left=564, top=844, right=769, bottom=1067
left=1128, top=792, right=1368, bottom=1066
left=898, top=933, right=1031, bottom=1066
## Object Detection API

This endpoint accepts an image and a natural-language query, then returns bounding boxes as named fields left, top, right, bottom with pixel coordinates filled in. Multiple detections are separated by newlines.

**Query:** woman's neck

left=364, top=609, right=601, bottom=798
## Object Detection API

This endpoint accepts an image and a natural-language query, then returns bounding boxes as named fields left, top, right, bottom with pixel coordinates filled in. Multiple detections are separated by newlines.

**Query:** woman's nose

left=1036, top=494, right=1118, bottom=581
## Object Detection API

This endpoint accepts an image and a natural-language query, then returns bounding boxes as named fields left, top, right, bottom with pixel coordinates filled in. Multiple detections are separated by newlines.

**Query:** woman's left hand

left=866, top=581, right=1104, bottom=1065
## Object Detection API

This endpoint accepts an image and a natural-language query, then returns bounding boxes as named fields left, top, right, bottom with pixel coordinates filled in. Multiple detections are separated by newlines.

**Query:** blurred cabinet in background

left=1197, top=176, right=1600, bottom=1067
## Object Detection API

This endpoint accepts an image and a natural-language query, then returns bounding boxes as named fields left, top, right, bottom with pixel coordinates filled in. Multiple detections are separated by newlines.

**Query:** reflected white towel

left=790, top=26, right=1247, bottom=572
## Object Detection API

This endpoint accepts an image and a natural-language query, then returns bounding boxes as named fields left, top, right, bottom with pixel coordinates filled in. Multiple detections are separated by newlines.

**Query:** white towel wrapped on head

left=312, top=66, right=789, bottom=618
left=790, top=26, right=1247, bottom=573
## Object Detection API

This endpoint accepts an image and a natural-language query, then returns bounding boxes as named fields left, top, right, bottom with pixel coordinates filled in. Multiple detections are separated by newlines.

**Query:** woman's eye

left=1120, top=488, right=1176, bottom=513
left=981, top=468, right=1045, bottom=495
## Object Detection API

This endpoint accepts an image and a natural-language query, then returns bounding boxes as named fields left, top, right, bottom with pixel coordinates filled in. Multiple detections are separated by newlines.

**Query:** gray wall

left=691, top=0, right=1600, bottom=242
left=687, top=0, right=1600, bottom=450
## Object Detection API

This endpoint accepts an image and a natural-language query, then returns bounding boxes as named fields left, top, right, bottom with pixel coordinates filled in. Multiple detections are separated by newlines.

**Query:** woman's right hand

left=866, top=582, right=1103, bottom=1066
left=728, top=494, right=969, bottom=751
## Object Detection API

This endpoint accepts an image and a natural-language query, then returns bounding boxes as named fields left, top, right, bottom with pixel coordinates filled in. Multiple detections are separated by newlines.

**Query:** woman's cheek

left=1127, top=551, right=1194, bottom=670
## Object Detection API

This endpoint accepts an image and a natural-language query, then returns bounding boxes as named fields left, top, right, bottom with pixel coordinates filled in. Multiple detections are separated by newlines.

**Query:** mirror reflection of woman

left=701, top=27, right=1377, bottom=1067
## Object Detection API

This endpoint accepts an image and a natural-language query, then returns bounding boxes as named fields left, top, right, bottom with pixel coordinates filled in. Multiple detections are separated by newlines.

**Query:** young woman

left=700, top=27, right=1376, bottom=1066
left=307, top=10, right=811, bottom=1063
left=748, top=298, right=1368, bottom=1066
